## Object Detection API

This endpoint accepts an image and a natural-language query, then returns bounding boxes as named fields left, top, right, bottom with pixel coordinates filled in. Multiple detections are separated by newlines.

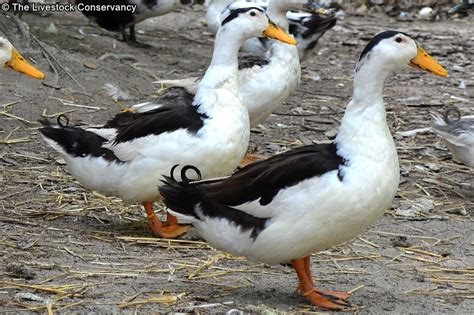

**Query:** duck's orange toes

left=292, top=256, right=351, bottom=310
left=317, top=289, right=351, bottom=301
left=142, top=202, right=188, bottom=238
left=239, top=153, right=265, bottom=168
left=302, top=289, right=351, bottom=311
left=154, top=224, right=189, bottom=239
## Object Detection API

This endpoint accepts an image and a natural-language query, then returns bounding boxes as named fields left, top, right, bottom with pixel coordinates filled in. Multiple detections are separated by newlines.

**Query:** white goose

left=0, top=36, right=44, bottom=79
left=39, top=7, right=295, bottom=238
left=159, top=31, right=448, bottom=309
left=431, top=107, right=474, bottom=167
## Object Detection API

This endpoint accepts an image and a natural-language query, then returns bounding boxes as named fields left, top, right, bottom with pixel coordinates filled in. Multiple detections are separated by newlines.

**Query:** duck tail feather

left=159, top=165, right=204, bottom=218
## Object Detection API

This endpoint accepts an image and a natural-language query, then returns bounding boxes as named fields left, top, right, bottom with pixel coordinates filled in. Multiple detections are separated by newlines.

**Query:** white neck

left=336, top=57, right=395, bottom=159
left=194, top=26, right=243, bottom=113
left=350, top=58, right=392, bottom=110
left=198, top=28, right=242, bottom=90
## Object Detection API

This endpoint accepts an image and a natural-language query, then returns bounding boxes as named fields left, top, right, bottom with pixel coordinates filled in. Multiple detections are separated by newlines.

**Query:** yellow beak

left=262, top=21, right=297, bottom=45
left=5, top=49, right=45, bottom=79
left=410, top=46, right=448, bottom=77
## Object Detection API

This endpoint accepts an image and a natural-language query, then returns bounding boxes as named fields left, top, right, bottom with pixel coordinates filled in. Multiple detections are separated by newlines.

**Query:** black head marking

left=358, top=30, right=411, bottom=62
left=221, top=7, right=265, bottom=26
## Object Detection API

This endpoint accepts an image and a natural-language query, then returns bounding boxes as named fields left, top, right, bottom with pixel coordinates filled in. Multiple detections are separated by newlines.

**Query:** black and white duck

left=39, top=7, right=295, bottom=238
left=159, top=30, right=448, bottom=309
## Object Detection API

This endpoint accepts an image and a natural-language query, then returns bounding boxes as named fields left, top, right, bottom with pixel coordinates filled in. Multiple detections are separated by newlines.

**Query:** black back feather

left=159, top=143, right=345, bottom=239
left=200, top=143, right=345, bottom=206
left=105, top=87, right=208, bottom=144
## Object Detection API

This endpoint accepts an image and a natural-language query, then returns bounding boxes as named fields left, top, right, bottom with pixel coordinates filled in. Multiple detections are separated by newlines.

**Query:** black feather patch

left=221, top=7, right=265, bottom=26
left=159, top=143, right=346, bottom=240
left=289, top=13, right=336, bottom=41
left=288, top=13, right=336, bottom=53
left=358, top=30, right=410, bottom=62
left=39, top=118, right=122, bottom=163
left=106, top=88, right=208, bottom=144
left=76, top=0, right=138, bottom=31
left=201, top=143, right=345, bottom=207
left=200, top=200, right=267, bottom=240
left=159, top=172, right=267, bottom=240
left=238, top=54, right=270, bottom=70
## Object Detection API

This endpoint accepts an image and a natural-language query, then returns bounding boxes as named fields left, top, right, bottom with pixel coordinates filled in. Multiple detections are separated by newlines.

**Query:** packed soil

left=0, top=5, right=472, bottom=314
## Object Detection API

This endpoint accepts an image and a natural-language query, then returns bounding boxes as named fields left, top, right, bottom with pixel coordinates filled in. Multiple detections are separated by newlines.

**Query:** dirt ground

left=0, top=5, right=473, bottom=314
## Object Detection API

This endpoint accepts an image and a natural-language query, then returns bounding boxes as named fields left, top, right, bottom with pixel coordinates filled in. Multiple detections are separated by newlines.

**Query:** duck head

left=0, top=37, right=45, bottom=79
left=356, top=30, right=448, bottom=77
left=219, top=5, right=297, bottom=45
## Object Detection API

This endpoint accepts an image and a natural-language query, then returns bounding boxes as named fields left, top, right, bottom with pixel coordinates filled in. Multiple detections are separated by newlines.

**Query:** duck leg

left=142, top=201, right=188, bottom=238
left=121, top=25, right=151, bottom=48
left=162, top=212, right=189, bottom=238
left=291, top=256, right=351, bottom=310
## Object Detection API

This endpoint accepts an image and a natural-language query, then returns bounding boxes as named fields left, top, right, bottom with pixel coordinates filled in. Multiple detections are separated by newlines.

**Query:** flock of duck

left=2, top=0, right=472, bottom=310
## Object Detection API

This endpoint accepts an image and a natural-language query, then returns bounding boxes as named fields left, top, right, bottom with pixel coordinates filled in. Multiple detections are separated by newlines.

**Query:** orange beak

left=5, top=48, right=45, bottom=79
left=262, top=21, right=297, bottom=45
left=410, top=46, right=448, bottom=77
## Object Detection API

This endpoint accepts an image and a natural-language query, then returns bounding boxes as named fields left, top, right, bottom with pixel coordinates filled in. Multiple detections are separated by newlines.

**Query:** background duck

left=0, top=36, right=44, bottom=79
left=159, top=31, right=447, bottom=309
left=39, top=7, right=294, bottom=239
left=134, top=0, right=301, bottom=166
left=206, top=0, right=336, bottom=60
left=76, top=0, right=194, bottom=47
left=431, top=107, right=474, bottom=167
left=154, top=0, right=304, bottom=128
left=448, top=0, right=474, bottom=15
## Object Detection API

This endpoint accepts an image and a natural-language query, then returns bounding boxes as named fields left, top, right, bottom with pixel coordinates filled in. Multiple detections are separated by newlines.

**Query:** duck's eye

left=395, top=37, right=403, bottom=43
left=250, top=11, right=256, bottom=16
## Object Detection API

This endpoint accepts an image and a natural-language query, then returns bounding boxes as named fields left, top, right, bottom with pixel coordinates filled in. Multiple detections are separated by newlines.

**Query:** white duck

left=153, top=0, right=303, bottom=131
left=39, top=7, right=295, bottom=238
left=159, top=30, right=447, bottom=309
left=206, top=0, right=336, bottom=60
left=0, top=36, right=44, bottom=79
left=431, top=107, right=474, bottom=167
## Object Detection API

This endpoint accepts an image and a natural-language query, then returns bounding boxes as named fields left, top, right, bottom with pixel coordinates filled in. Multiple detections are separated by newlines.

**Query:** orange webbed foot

left=153, top=224, right=189, bottom=239
left=317, top=289, right=351, bottom=301
left=302, top=288, right=351, bottom=310
left=143, top=202, right=188, bottom=238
